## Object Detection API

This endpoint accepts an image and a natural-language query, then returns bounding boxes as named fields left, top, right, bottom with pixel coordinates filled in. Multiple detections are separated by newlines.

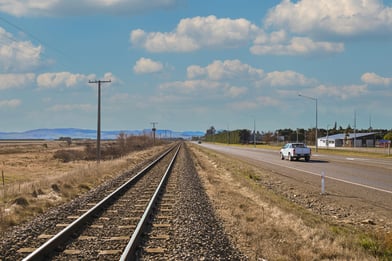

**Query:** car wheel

left=280, top=153, right=284, bottom=160
left=288, top=153, right=293, bottom=161
left=305, top=156, right=310, bottom=162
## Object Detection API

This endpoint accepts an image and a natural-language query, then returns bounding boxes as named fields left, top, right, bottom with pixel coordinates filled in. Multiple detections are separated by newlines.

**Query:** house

left=317, top=132, right=376, bottom=148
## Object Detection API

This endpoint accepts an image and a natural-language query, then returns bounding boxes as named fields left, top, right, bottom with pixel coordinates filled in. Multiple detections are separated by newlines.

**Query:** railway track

left=20, top=143, right=181, bottom=260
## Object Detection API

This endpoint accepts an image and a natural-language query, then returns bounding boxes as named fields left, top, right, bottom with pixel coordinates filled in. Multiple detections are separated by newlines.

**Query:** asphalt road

left=198, top=143, right=392, bottom=195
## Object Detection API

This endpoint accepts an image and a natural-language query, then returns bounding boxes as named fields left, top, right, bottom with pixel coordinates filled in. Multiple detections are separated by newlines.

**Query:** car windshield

left=293, top=143, right=304, bottom=148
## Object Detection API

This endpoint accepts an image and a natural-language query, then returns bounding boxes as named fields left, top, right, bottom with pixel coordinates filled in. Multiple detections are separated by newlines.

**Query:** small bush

left=13, top=197, right=29, bottom=207
left=53, top=149, right=85, bottom=162
left=79, top=184, right=91, bottom=191
left=51, top=184, right=60, bottom=192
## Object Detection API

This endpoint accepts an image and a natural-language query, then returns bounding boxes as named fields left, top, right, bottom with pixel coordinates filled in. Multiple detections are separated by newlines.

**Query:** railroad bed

left=1, top=142, right=244, bottom=260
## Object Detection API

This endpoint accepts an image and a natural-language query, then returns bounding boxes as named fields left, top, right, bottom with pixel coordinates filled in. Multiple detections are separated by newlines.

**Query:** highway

left=198, top=143, right=392, bottom=195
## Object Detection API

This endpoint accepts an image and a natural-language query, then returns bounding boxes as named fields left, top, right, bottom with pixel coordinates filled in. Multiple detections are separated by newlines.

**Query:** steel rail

left=120, top=143, right=181, bottom=260
left=22, top=144, right=178, bottom=261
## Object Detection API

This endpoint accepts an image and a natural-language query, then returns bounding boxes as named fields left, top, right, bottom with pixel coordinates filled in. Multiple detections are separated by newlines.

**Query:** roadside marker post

left=321, top=171, right=325, bottom=195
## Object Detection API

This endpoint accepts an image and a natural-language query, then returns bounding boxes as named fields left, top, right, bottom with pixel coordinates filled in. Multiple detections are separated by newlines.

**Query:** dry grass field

left=0, top=140, right=164, bottom=231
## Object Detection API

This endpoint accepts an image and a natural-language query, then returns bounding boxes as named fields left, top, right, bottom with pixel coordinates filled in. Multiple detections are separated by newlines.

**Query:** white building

left=317, top=132, right=376, bottom=148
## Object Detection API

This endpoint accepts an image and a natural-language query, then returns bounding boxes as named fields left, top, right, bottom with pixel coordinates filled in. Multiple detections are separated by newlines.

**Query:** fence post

left=321, top=171, right=325, bottom=195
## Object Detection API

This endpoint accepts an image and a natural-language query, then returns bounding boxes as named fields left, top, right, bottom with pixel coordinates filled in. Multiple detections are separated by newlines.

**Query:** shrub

left=13, top=197, right=29, bottom=207
left=53, top=149, right=85, bottom=162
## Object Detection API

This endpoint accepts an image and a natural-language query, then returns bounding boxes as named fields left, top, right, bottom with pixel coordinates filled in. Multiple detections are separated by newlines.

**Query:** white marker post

left=321, top=171, right=325, bottom=195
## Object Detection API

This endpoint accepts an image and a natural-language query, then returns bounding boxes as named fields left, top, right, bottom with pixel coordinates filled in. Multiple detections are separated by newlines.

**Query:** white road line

left=263, top=159, right=392, bottom=195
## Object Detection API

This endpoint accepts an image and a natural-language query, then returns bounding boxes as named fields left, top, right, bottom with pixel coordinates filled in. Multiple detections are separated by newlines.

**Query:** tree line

left=203, top=125, right=392, bottom=145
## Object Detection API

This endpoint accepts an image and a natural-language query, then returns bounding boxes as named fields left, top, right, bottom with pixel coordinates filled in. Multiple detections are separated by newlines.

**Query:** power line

left=0, top=16, right=72, bottom=71
left=0, top=16, right=66, bottom=57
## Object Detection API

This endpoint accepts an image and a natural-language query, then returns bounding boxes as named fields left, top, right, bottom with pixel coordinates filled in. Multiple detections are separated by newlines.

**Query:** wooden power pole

left=89, top=80, right=111, bottom=163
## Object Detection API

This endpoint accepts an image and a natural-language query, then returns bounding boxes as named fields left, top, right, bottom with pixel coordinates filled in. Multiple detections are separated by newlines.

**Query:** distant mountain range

left=0, top=128, right=204, bottom=140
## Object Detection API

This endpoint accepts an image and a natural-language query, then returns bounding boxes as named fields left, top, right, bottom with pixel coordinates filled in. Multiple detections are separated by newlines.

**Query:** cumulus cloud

left=187, top=60, right=264, bottom=80
left=0, top=0, right=180, bottom=16
left=0, top=99, right=21, bottom=108
left=0, top=73, right=35, bottom=90
left=130, top=15, right=260, bottom=52
left=361, top=72, right=392, bottom=86
left=224, top=86, right=247, bottom=98
left=314, top=84, right=368, bottom=100
left=265, top=0, right=392, bottom=38
left=186, top=60, right=314, bottom=88
left=258, top=70, right=317, bottom=87
left=251, top=36, right=344, bottom=55
left=131, top=15, right=345, bottom=56
left=133, top=58, right=163, bottom=74
left=0, top=28, right=44, bottom=72
left=36, top=72, right=97, bottom=89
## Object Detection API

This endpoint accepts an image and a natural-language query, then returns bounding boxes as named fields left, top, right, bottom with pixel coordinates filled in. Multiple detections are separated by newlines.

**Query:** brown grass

left=0, top=140, right=165, bottom=232
left=189, top=143, right=380, bottom=260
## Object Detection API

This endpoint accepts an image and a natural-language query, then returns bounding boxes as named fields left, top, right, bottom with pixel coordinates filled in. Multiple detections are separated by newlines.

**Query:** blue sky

left=0, top=0, right=391, bottom=133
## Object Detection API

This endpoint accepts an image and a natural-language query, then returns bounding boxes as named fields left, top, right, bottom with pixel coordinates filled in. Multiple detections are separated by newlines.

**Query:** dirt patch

left=189, top=143, right=390, bottom=260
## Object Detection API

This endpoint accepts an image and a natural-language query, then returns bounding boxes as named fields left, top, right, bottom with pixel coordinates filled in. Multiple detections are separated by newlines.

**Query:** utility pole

left=299, top=94, right=318, bottom=152
left=89, top=79, right=111, bottom=163
left=253, top=119, right=256, bottom=148
left=354, top=110, right=357, bottom=148
left=151, top=122, right=158, bottom=146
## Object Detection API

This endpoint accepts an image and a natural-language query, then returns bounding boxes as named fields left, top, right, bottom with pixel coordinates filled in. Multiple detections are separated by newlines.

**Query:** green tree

left=384, top=132, right=392, bottom=141
left=239, top=129, right=251, bottom=144
left=206, top=126, right=216, bottom=136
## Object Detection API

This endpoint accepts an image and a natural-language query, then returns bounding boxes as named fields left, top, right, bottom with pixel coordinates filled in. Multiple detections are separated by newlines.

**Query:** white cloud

left=258, top=70, right=317, bottom=87
left=224, top=86, right=247, bottom=98
left=0, top=73, right=35, bottom=90
left=133, top=58, right=163, bottom=74
left=361, top=72, right=392, bottom=86
left=314, top=84, right=368, bottom=100
left=0, top=27, right=44, bottom=72
left=36, top=72, right=96, bottom=89
left=0, top=99, right=21, bottom=108
left=0, top=0, right=180, bottom=16
left=265, top=0, right=392, bottom=37
left=187, top=60, right=264, bottom=80
left=251, top=36, right=344, bottom=55
left=187, top=60, right=314, bottom=88
left=130, top=15, right=260, bottom=52
left=130, top=14, right=347, bottom=56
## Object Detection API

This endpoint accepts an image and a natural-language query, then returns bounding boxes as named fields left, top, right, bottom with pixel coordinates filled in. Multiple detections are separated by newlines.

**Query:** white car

left=280, top=143, right=311, bottom=162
